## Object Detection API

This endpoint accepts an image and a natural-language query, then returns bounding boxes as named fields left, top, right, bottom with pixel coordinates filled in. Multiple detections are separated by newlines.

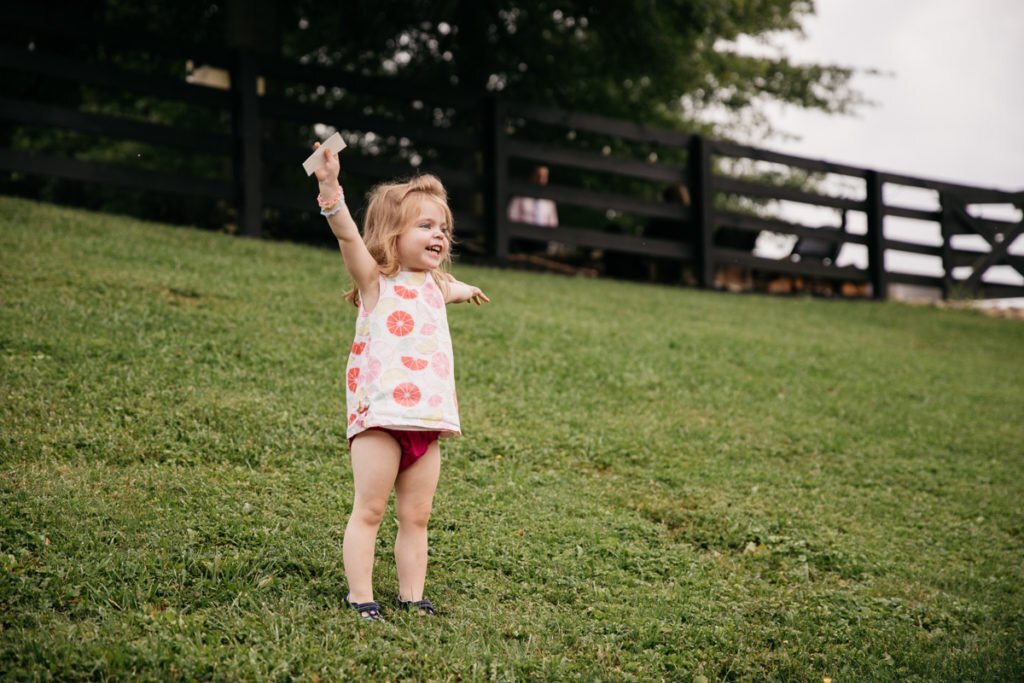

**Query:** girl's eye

left=417, top=222, right=449, bottom=239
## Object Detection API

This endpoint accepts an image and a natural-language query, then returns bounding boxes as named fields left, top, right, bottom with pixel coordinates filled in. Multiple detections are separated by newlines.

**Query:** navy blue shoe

left=395, top=596, right=436, bottom=616
left=344, top=595, right=384, bottom=621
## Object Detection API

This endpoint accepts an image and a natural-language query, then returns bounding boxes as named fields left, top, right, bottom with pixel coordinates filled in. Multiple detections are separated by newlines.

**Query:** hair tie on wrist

left=317, top=189, right=344, bottom=208
left=320, top=197, right=345, bottom=217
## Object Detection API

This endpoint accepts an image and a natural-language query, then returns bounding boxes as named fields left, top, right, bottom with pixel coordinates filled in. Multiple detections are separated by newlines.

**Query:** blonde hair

left=346, top=174, right=454, bottom=306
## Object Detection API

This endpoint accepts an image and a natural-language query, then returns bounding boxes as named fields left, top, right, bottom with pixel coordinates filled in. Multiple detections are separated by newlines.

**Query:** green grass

left=1, top=195, right=1022, bottom=681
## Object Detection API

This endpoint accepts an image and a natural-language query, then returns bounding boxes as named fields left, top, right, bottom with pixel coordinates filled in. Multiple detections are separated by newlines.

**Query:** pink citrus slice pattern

left=393, top=383, right=422, bottom=407
left=401, top=356, right=429, bottom=371
left=347, top=367, right=360, bottom=391
left=351, top=342, right=366, bottom=355
left=422, top=283, right=444, bottom=308
left=393, top=285, right=418, bottom=300
left=428, top=394, right=443, bottom=408
left=386, top=310, right=415, bottom=336
left=431, top=352, right=450, bottom=378
left=364, top=357, right=382, bottom=383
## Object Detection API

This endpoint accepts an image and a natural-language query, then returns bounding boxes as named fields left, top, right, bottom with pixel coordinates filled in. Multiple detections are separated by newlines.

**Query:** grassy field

left=1, top=195, right=1022, bottom=681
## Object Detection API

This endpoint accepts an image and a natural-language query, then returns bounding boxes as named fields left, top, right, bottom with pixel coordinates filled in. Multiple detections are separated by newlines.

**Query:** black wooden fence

left=3, top=8, right=1022, bottom=301
left=490, top=103, right=1024, bottom=300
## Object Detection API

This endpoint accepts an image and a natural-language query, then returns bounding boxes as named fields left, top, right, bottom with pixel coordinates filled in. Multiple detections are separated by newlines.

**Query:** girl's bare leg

left=394, top=440, right=441, bottom=602
left=343, top=430, right=400, bottom=604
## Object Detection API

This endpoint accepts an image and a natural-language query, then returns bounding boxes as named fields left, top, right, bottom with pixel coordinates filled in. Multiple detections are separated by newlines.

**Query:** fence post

left=482, top=96, right=508, bottom=261
left=688, top=135, right=713, bottom=289
left=938, top=192, right=955, bottom=300
left=865, top=170, right=887, bottom=300
left=230, top=48, right=262, bottom=238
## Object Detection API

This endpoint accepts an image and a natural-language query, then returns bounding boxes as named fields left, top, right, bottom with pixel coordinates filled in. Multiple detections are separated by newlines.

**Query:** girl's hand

left=445, top=276, right=490, bottom=305
left=312, top=141, right=341, bottom=185
left=466, top=286, right=490, bottom=306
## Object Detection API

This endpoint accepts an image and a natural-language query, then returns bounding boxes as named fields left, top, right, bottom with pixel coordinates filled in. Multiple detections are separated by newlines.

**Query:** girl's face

left=395, top=198, right=451, bottom=271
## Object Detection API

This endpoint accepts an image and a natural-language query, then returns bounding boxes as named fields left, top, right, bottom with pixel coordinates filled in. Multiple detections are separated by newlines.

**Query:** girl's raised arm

left=314, top=144, right=379, bottom=300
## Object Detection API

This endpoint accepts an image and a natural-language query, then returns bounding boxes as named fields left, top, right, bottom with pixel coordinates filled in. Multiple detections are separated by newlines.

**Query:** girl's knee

left=397, top=501, right=432, bottom=530
left=351, top=501, right=387, bottom=527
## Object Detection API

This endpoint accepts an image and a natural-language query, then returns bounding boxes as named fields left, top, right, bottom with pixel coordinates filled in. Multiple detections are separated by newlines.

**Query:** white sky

left=767, top=0, right=1024, bottom=191
left=732, top=0, right=1024, bottom=301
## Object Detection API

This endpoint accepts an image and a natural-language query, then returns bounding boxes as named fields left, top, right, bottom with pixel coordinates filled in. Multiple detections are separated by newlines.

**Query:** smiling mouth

left=426, top=245, right=443, bottom=255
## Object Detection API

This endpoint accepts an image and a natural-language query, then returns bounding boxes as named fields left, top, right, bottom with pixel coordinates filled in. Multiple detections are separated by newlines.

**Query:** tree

left=4, top=1, right=866, bottom=237
left=277, top=1, right=866, bottom=241
left=282, top=0, right=864, bottom=139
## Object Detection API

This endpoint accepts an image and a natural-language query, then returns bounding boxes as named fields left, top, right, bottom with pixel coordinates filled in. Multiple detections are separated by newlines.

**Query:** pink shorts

left=349, top=428, right=441, bottom=471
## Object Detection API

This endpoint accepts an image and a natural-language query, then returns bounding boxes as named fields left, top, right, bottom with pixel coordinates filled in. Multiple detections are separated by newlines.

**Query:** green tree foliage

left=3, top=0, right=864, bottom=235
left=282, top=0, right=863, bottom=136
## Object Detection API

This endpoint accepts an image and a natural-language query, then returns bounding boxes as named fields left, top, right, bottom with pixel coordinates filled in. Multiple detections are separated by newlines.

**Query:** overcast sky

left=735, top=0, right=1023, bottom=297
left=764, top=0, right=1024, bottom=191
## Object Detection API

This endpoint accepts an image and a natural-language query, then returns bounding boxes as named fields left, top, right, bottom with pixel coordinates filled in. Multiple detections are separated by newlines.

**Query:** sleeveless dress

left=345, top=270, right=460, bottom=440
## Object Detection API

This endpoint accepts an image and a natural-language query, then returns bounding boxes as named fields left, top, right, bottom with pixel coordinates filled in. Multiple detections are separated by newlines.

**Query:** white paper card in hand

left=302, top=132, right=347, bottom=176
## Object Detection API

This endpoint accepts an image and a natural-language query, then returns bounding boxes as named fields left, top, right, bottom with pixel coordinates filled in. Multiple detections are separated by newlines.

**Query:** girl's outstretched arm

left=313, top=143, right=379, bottom=302
left=444, top=275, right=490, bottom=305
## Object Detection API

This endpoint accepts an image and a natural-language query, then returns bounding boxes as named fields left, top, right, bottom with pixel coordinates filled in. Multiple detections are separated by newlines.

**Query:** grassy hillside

left=1, top=196, right=1022, bottom=681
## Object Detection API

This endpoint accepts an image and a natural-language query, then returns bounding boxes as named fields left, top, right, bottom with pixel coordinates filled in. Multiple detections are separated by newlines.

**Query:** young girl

left=312, top=142, right=489, bottom=621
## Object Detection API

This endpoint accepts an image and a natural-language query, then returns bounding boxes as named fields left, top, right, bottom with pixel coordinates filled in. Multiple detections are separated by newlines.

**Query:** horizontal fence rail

left=2, top=6, right=1021, bottom=300
left=489, top=103, right=1023, bottom=299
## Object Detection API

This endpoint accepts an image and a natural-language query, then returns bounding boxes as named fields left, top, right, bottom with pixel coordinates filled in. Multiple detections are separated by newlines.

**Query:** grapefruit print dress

left=345, top=270, right=460, bottom=440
